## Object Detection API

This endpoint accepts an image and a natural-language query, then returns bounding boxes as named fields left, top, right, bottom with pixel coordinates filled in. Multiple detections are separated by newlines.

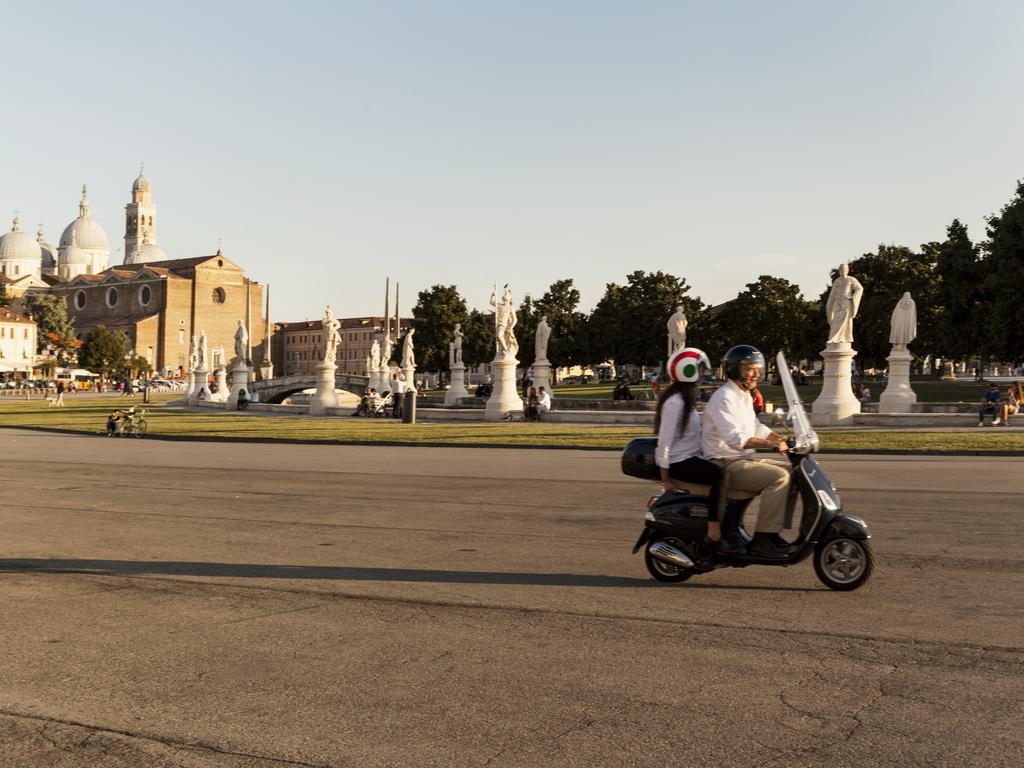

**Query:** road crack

left=0, top=708, right=342, bottom=767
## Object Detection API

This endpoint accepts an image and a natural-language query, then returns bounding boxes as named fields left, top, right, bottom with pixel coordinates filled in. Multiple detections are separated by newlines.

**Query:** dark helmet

left=723, top=345, right=765, bottom=381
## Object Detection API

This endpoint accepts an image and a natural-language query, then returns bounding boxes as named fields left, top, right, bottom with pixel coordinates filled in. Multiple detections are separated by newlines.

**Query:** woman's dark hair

left=654, top=381, right=698, bottom=435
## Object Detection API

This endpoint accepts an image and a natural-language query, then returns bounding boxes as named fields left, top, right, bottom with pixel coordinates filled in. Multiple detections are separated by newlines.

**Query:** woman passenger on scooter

left=655, top=348, right=740, bottom=555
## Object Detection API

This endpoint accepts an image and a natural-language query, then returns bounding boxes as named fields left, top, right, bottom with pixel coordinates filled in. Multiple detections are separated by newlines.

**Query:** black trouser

left=667, top=457, right=724, bottom=522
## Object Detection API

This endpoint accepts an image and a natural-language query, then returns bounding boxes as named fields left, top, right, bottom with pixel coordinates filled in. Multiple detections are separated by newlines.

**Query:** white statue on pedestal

left=381, top=335, right=394, bottom=366
left=667, top=305, right=687, bottom=354
left=401, top=328, right=416, bottom=368
left=889, top=292, right=917, bottom=349
left=449, top=323, right=463, bottom=366
left=880, top=292, right=919, bottom=413
left=490, top=284, right=518, bottom=358
left=370, top=340, right=381, bottom=371
left=188, top=336, right=198, bottom=371
left=197, top=330, right=209, bottom=370
left=825, top=263, right=864, bottom=345
left=535, top=315, right=551, bottom=361
left=322, top=305, right=341, bottom=364
left=234, top=320, right=249, bottom=365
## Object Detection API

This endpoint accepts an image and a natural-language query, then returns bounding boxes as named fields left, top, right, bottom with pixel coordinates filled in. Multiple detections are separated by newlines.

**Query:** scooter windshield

left=777, top=352, right=819, bottom=454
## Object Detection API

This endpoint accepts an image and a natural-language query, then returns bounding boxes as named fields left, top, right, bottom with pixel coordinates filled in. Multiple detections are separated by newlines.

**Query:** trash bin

left=402, top=390, right=416, bottom=423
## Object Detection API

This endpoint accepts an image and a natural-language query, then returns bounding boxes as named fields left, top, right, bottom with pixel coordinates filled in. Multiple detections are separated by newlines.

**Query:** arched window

left=106, top=287, right=119, bottom=308
left=74, top=291, right=87, bottom=310
left=212, top=287, right=226, bottom=304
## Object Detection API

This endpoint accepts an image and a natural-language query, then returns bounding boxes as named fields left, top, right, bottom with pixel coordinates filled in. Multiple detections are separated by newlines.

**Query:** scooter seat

left=674, top=481, right=758, bottom=501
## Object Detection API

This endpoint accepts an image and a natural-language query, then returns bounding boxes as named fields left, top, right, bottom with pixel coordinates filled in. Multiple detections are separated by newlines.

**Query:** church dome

left=128, top=236, right=167, bottom=264
left=37, top=227, right=58, bottom=272
left=60, top=231, right=90, bottom=265
left=0, top=217, right=42, bottom=262
left=132, top=169, right=151, bottom=193
left=59, top=185, right=110, bottom=252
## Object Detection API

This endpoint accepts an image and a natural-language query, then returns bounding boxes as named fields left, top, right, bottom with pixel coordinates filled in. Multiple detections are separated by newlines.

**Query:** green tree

left=461, top=309, right=494, bottom=369
left=134, top=355, right=152, bottom=378
left=926, top=219, right=981, bottom=361
left=515, top=293, right=539, bottom=369
left=982, top=180, right=1024, bottom=360
left=715, top=276, right=820, bottom=367
left=533, top=279, right=587, bottom=370
left=79, top=326, right=130, bottom=379
left=411, top=285, right=469, bottom=372
left=588, top=271, right=703, bottom=367
left=22, top=292, right=77, bottom=364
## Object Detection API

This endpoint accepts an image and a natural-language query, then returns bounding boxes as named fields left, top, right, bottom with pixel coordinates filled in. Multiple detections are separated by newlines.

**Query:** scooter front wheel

left=814, top=537, right=874, bottom=591
left=644, top=537, right=693, bottom=583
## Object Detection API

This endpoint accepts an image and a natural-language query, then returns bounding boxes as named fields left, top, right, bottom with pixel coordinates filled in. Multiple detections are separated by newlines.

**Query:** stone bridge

left=252, top=372, right=369, bottom=404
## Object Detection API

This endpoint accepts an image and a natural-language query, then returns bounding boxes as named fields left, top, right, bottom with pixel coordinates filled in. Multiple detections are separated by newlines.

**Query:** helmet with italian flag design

left=666, top=347, right=711, bottom=383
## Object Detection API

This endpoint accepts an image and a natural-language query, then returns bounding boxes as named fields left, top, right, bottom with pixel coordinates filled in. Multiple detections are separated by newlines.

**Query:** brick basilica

left=1, top=171, right=267, bottom=376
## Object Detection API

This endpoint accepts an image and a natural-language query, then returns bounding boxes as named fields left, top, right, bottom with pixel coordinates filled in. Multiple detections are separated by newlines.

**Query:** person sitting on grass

left=979, top=383, right=1002, bottom=426
left=997, top=383, right=1020, bottom=426
left=524, top=392, right=541, bottom=422
left=106, top=409, right=122, bottom=436
left=612, top=378, right=633, bottom=402
left=537, top=386, right=551, bottom=416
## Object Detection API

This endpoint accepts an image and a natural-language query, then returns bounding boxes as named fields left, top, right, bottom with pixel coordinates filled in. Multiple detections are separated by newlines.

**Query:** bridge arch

left=253, top=373, right=369, bottom=404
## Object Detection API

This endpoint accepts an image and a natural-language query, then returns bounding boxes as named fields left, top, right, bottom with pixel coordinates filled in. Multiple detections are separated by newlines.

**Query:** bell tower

left=124, top=164, right=157, bottom=263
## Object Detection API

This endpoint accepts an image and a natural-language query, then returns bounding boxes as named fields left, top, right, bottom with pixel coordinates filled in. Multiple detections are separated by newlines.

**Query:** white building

left=0, top=216, right=42, bottom=281
left=0, top=306, right=37, bottom=376
left=57, top=185, right=111, bottom=280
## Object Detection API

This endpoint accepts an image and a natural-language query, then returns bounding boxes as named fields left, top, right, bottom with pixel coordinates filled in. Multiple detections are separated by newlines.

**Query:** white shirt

left=537, top=391, right=551, bottom=412
left=655, top=393, right=702, bottom=468
left=393, top=378, right=407, bottom=394
left=701, top=380, right=771, bottom=460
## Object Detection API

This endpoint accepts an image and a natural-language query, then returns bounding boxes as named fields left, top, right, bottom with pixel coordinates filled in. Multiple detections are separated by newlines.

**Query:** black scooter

left=621, top=353, right=874, bottom=591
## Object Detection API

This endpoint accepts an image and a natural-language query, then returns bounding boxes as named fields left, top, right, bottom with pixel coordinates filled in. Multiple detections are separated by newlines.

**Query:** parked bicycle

left=119, top=408, right=148, bottom=438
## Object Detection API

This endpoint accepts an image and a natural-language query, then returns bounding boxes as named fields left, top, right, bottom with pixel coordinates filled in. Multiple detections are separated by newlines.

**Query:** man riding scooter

left=702, top=345, right=793, bottom=559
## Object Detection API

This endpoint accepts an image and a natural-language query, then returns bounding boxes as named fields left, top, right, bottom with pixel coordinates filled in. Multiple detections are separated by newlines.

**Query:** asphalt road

left=0, top=428, right=1021, bottom=767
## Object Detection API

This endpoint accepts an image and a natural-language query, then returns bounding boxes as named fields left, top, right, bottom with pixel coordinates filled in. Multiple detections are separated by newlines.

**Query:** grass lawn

left=434, top=379, right=998, bottom=406
left=1, top=397, right=1022, bottom=453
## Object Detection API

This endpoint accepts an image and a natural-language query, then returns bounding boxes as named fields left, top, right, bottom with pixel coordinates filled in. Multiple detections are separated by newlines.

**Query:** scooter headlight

left=644, top=510, right=656, bottom=522
left=816, top=488, right=839, bottom=511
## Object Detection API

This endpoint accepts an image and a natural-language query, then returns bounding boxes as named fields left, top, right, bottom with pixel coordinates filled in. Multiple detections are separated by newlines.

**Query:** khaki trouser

left=714, top=457, right=792, bottom=534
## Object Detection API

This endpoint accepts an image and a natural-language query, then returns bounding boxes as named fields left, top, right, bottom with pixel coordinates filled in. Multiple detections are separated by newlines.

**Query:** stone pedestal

left=532, top=359, right=554, bottom=398
left=188, top=367, right=210, bottom=405
left=940, top=361, right=957, bottom=382
left=309, top=362, right=340, bottom=414
left=184, top=370, right=196, bottom=398
left=445, top=363, right=469, bottom=404
left=226, top=364, right=252, bottom=410
left=376, top=364, right=391, bottom=393
left=879, top=349, right=917, bottom=413
left=402, top=365, right=416, bottom=393
left=209, top=368, right=229, bottom=402
left=485, top=354, right=524, bottom=421
left=811, top=343, right=861, bottom=426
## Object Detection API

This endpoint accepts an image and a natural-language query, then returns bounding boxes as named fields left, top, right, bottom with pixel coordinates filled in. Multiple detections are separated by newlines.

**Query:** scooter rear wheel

left=814, top=537, right=874, bottom=591
left=643, top=537, right=693, bottom=583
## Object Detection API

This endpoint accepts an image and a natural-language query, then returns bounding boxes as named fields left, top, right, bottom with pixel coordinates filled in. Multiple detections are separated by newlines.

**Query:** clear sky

left=3, top=1, right=1023, bottom=321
